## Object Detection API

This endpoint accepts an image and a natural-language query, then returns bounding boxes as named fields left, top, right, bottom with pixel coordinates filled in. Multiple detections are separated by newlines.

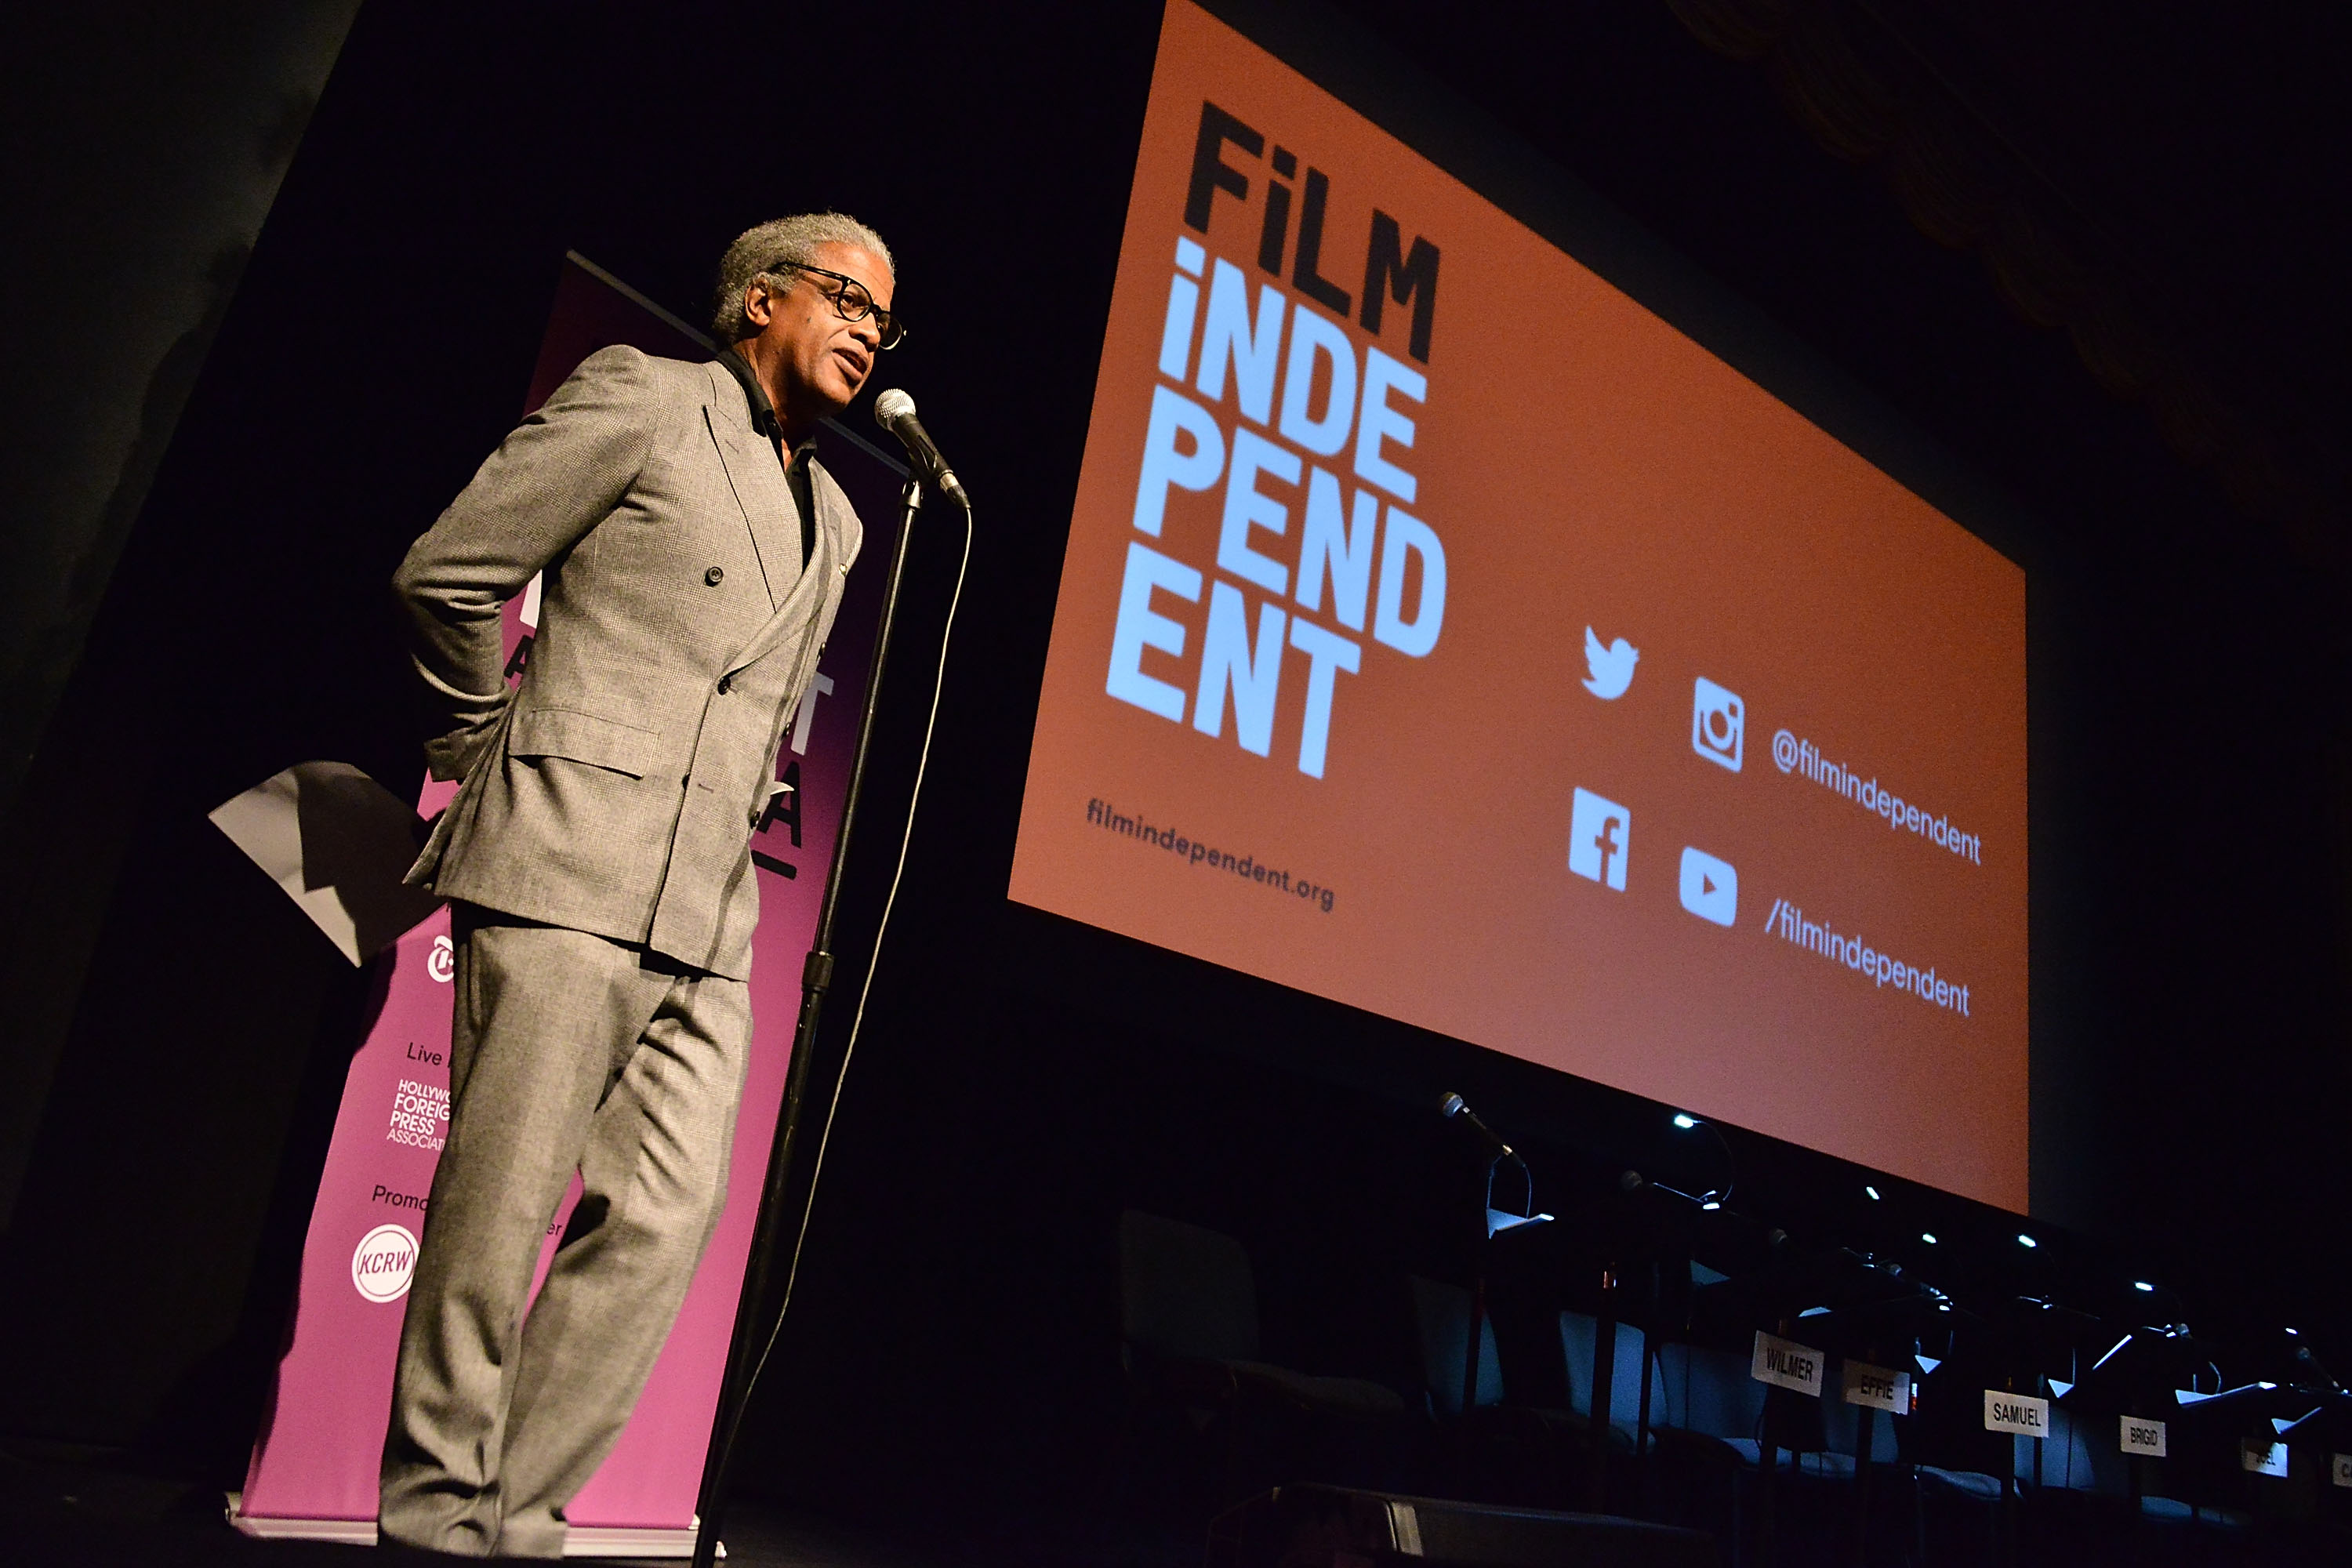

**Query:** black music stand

left=1564, top=1175, right=1715, bottom=1512
left=1806, top=1262, right=1947, bottom=1567
left=2166, top=1380, right=2325, bottom=1521
left=1453, top=1127, right=1550, bottom=1476
left=2279, top=1392, right=2352, bottom=1525
left=2063, top=1323, right=2214, bottom=1514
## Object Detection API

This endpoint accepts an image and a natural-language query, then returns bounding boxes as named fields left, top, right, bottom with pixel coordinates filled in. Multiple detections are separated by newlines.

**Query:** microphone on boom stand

left=873, top=389, right=968, bottom=509
left=1438, top=1091, right=1524, bottom=1168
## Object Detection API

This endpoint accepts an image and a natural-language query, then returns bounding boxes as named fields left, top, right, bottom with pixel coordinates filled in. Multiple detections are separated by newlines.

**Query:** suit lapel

left=722, top=458, right=848, bottom=678
left=700, top=364, right=797, bottom=609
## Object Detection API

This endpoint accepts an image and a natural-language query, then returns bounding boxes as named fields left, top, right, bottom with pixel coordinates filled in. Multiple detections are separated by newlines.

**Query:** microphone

left=872, top=389, right=968, bottom=509
left=1437, top=1091, right=1522, bottom=1166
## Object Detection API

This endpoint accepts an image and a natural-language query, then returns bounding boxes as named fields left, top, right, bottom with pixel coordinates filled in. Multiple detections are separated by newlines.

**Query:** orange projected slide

left=1010, top=0, right=2028, bottom=1211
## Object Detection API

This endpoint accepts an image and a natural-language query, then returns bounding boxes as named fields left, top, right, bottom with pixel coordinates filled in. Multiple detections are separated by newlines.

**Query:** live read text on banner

left=1008, top=0, right=2029, bottom=1210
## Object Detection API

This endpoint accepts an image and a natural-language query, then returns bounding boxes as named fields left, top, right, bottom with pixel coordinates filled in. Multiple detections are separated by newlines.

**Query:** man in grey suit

left=379, top=212, right=900, bottom=1558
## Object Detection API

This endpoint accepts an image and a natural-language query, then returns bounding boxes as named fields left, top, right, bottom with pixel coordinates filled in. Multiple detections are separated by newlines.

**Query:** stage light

left=2017, top=1233, right=2038, bottom=1249
left=1921, top=1232, right=1938, bottom=1244
left=1864, top=1185, right=1882, bottom=1201
left=2286, top=1327, right=2299, bottom=1337
left=1701, top=1200, right=1722, bottom=1211
left=1672, top=1113, right=1698, bottom=1130
left=2133, top=1281, right=2155, bottom=1293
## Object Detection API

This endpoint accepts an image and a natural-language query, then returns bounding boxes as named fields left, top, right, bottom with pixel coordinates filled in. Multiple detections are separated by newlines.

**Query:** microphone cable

left=721, top=489, right=975, bottom=1460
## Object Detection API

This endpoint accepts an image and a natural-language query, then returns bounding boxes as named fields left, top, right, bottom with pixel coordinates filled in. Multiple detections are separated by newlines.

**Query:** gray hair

left=710, top=212, right=895, bottom=341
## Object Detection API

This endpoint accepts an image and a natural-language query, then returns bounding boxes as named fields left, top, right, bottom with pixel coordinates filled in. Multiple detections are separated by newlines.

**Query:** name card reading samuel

left=1983, top=1391, right=2049, bottom=1438
left=2119, top=1417, right=2168, bottom=1457
left=1840, top=1359, right=1911, bottom=1414
left=1751, top=1332, right=1824, bottom=1397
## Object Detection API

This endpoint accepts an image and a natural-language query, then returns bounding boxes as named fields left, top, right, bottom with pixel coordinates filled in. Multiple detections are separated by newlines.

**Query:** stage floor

left=2, top=1440, right=1165, bottom=1568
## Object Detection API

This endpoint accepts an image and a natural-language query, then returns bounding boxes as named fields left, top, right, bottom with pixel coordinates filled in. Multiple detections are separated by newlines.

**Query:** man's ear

left=742, top=281, right=775, bottom=329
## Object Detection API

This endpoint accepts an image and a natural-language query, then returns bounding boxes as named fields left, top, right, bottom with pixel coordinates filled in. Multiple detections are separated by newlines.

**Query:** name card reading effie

left=1982, top=1390, right=2049, bottom=1438
left=2119, top=1417, right=2168, bottom=1457
left=1751, top=1331, right=1824, bottom=1398
left=2241, top=1439, right=2288, bottom=1478
left=1840, top=1359, right=1911, bottom=1414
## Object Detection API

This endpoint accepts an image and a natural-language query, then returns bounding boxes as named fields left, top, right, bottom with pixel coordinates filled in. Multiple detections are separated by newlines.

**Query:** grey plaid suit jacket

left=394, top=344, right=863, bottom=980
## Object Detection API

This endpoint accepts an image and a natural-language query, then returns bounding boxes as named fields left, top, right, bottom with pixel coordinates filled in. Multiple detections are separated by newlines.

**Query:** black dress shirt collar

left=716, top=346, right=818, bottom=469
left=716, top=346, right=821, bottom=570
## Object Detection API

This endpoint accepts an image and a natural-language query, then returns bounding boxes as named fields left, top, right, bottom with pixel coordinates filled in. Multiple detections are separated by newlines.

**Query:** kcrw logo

left=1104, top=102, right=1445, bottom=779
left=351, top=1222, right=419, bottom=1304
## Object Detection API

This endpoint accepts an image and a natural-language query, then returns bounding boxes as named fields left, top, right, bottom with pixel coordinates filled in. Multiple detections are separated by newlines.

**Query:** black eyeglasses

left=770, top=260, right=904, bottom=350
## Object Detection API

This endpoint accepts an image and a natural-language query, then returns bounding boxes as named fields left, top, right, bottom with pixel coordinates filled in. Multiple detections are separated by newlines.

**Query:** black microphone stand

left=1458, top=1152, right=1507, bottom=1425
left=1457, top=1134, right=1544, bottom=1477
left=690, top=474, right=929, bottom=1568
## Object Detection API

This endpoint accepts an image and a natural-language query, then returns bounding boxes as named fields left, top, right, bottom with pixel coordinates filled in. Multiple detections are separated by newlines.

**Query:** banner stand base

left=224, top=1495, right=724, bottom=1558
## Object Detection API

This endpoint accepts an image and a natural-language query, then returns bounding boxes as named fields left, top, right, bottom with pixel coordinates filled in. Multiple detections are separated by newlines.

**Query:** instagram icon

left=1692, top=677, right=1744, bottom=772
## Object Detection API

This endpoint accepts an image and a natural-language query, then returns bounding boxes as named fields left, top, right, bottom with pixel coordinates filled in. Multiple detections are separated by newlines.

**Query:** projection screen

left=1010, top=0, right=2029, bottom=1211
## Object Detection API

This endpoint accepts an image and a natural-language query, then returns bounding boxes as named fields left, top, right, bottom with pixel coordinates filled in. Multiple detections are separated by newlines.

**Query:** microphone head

left=1436, top=1092, right=1465, bottom=1120
left=873, top=387, right=916, bottom=427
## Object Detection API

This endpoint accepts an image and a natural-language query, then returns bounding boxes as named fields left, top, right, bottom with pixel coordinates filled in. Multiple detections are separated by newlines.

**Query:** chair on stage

left=1405, top=1274, right=1504, bottom=1425
left=1407, top=1272, right=1671, bottom=1512
left=1645, top=1250, right=1898, bottom=1563
left=1114, top=1210, right=1410, bottom=1513
left=2041, top=1322, right=2210, bottom=1558
left=1406, top=1273, right=1566, bottom=1505
left=1484, top=1177, right=1700, bottom=1515
left=1658, top=1352, right=1871, bottom=1564
left=1897, top=1347, right=2022, bottom=1567
left=2159, top=1380, right=2311, bottom=1535
left=1560, top=1306, right=1664, bottom=1450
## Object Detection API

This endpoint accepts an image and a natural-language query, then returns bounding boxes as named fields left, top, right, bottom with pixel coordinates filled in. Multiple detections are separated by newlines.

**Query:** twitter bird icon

left=1583, top=627, right=1639, bottom=699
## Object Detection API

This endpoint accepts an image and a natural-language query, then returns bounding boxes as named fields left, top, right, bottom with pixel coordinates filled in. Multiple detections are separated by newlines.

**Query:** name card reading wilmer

left=1983, top=1390, right=2049, bottom=1438
left=1751, top=1331, right=1824, bottom=1398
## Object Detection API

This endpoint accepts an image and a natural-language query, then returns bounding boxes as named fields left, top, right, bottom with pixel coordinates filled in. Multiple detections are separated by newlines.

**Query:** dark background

left=1, top=0, right=2346, bottom=1535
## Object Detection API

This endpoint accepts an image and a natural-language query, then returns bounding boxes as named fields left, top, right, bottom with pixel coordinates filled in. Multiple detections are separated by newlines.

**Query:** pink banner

left=236, top=257, right=903, bottom=1536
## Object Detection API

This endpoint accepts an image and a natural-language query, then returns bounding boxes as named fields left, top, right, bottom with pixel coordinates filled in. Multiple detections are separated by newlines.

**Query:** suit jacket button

left=716, top=674, right=732, bottom=695
left=705, top=565, right=725, bottom=586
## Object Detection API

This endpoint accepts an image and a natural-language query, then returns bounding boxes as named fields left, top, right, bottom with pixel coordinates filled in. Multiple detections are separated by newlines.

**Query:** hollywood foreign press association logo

left=351, top=1222, right=419, bottom=1303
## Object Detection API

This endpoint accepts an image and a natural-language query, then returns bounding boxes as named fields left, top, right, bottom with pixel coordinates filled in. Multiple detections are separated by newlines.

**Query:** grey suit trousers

left=379, top=907, right=751, bottom=1558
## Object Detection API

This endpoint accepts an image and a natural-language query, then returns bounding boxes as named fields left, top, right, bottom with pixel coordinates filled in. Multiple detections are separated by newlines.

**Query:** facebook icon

left=1567, top=787, right=1632, bottom=891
